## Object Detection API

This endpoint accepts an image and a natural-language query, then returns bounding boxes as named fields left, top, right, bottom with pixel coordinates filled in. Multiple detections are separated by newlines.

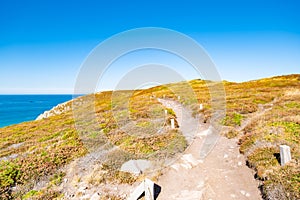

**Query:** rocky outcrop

left=36, top=101, right=72, bottom=120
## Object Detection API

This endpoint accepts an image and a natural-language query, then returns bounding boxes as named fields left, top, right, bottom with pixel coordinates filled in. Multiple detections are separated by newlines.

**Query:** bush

left=225, top=129, right=239, bottom=139
left=222, top=113, right=243, bottom=126
left=0, top=161, right=21, bottom=196
left=264, top=164, right=300, bottom=200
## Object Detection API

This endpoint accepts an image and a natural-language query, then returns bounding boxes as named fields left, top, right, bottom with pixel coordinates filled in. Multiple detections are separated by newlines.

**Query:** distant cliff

left=36, top=100, right=72, bottom=120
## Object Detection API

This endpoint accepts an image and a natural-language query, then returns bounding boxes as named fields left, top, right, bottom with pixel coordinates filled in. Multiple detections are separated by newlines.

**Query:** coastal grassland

left=148, top=75, right=299, bottom=199
left=240, top=90, right=300, bottom=199
left=0, top=111, right=86, bottom=198
left=121, top=75, right=300, bottom=200
left=223, top=75, right=300, bottom=200
left=87, top=90, right=187, bottom=189
left=143, top=75, right=298, bottom=122
left=0, top=74, right=299, bottom=199
left=0, top=89, right=187, bottom=199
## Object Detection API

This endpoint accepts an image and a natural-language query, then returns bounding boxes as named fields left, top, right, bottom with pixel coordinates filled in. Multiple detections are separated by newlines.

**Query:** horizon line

left=0, top=73, right=298, bottom=95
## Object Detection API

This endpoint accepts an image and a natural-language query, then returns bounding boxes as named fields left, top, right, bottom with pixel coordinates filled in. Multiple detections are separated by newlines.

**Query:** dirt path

left=238, top=101, right=274, bottom=132
left=156, top=99, right=262, bottom=200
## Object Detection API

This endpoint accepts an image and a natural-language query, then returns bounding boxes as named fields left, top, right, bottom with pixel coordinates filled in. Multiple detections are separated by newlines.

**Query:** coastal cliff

left=36, top=100, right=72, bottom=120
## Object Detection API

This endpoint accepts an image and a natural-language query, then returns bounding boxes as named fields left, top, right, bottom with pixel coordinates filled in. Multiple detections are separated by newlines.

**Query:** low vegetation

left=0, top=87, right=187, bottom=198
left=226, top=75, right=300, bottom=200
left=0, top=74, right=299, bottom=199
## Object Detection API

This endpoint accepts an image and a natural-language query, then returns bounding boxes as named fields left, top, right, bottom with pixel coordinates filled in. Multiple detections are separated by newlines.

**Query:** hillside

left=0, top=74, right=299, bottom=199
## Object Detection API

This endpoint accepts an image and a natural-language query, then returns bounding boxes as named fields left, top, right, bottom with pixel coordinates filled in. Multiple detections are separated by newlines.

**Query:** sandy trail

left=156, top=99, right=262, bottom=200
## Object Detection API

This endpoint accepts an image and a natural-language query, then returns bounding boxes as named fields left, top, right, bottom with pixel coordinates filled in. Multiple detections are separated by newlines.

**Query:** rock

left=171, top=163, right=181, bottom=171
left=240, top=190, right=246, bottom=195
left=80, top=194, right=91, bottom=199
left=36, top=100, right=72, bottom=120
left=181, top=154, right=199, bottom=166
left=9, top=142, right=24, bottom=149
left=0, top=153, right=19, bottom=161
left=78, top=186, right=88, bottom=194
left=120, top=159, right=151, bottom=175
left=66, top=193, right=75, bottom=198
left=181, top=163, right=192, bottom=169
left=90, top=193, right=101, bottom=200
left=197, top=181, right=205, bottom=188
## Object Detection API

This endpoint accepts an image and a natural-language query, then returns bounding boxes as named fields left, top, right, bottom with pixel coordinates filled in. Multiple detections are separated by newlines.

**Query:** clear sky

left=0, top=0, right=299, bottom=94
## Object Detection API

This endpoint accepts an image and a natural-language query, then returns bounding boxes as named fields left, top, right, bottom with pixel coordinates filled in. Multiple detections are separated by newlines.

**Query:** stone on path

left=171, top=163, right=181, bottom=171
left=90, top=192, right=101, bottom=200
left=181, top=154, right=200, bottom=166
left=170, top=154, right=201, bottom=171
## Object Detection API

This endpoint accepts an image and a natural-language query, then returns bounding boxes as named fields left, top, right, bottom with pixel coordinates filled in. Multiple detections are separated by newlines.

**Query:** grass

left=264, top=164, right=300, bottom=200
left=225, top=129, right=239, bottom=139
left=221, top=113, right=243, bottom=126
left=285, top=101, right=300, bottom=108
left=87, top=148, right=138, bottom=185
left=227, top=75, right=300, bottom=199
left=22, top=190, right=39, bottom=199
left=0, top=87, right=188, bottom=198
left=0, top=161, right=21, bottom=197
left=247, top=147, right=280, bottom=178
left=0, top=74, right=299, bottom=199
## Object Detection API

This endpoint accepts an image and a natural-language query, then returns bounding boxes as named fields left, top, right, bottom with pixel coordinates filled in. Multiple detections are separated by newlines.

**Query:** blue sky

left=0, top=0, right=299, bottom=94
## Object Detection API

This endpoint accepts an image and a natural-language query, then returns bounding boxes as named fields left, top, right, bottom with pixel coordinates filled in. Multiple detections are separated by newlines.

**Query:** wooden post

left=171, top=118, right=175, bottom=129
left=128, top=178, right=159, bottom=200
left=280, top=145, right=291, bottom=166
left=128, top=181, right=144, bottom=200
left=145, top=178, right=155, bottom=200
left=199, top=104, right=203, bottom=110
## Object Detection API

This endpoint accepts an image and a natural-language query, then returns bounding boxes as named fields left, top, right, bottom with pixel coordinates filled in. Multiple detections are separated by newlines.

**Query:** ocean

left=0, top=95, right=75, bottom=128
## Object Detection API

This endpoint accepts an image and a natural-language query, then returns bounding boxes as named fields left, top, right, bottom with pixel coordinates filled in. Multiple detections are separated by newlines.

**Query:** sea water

left=0, top=95, right=74, bottom=128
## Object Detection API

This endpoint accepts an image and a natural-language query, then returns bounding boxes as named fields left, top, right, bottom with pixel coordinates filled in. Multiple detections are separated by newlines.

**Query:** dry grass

left=0, top=74, right=299, bottom=199
left=0, top=87, right=187, bottom=198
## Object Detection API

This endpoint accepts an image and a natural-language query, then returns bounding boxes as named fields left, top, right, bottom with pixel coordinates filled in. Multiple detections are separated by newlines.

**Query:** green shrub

left=264, top=164, right=300, bottom=200
left=0, top=161, right=21, bottom=190
left=285, top=102, right=300, bottom=109
left=221, top=113, right=243, bottom=126
left=50, top=171, right=65, bottom=186
left=23, top=190, right=39, bottom=199
left=225, top=129, right=239, bottom=139
left=247, top=147, right=279, bottom=170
